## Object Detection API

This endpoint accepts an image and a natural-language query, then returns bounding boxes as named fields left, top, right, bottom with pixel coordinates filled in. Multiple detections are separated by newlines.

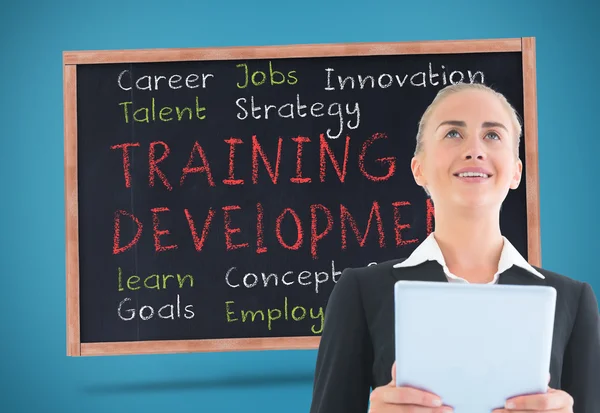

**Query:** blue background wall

left=2, top=1, right=598, bottom=412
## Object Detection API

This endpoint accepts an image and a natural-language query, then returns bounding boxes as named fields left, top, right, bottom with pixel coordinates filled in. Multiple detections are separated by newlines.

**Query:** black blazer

left=309, top=259, right=600, bottom=413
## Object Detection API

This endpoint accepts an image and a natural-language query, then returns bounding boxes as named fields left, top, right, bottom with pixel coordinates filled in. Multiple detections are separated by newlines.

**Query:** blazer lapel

left=498, top=265, right=547, bottom=286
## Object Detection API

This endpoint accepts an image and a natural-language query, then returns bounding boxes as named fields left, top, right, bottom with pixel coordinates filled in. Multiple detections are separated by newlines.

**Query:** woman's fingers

left=378, top=385, right=444, bottom=407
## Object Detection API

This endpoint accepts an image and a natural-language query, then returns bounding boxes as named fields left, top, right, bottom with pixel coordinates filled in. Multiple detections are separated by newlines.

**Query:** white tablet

left=394, top=281, right=556, bottom=413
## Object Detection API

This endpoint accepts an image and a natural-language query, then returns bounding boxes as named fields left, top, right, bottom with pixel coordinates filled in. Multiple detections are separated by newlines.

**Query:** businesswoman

left=309, top=83, right=600, bottom=413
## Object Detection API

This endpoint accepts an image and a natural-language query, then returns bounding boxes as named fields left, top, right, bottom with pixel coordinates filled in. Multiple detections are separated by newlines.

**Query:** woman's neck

left=432, top=205, right=504, bottom=283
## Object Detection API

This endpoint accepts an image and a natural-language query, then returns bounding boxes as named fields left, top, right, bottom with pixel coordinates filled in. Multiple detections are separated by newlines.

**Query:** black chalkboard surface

left=64, top=38, right=541, bottom=356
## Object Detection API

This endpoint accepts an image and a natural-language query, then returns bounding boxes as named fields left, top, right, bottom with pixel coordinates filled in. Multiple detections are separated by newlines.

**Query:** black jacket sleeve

left=561, top=282, right=600, bottom=412
left=309, top=268, right=374, bottom=413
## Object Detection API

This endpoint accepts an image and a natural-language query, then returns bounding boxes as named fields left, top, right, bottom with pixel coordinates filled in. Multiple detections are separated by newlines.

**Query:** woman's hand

left=493, top=388, right=574, bottom=413
left=368, top=362, right=453, bottom=413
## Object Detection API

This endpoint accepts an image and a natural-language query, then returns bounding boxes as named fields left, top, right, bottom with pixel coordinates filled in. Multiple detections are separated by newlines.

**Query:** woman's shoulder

left=529, top=265, right=599, bottom=310
left=532, top=265, right=591, bottom=290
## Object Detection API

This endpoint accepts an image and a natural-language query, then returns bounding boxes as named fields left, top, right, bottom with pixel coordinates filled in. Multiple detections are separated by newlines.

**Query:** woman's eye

left=486, top=131, right=500, bottom=140
left=445, top=130, right=461, bottom=139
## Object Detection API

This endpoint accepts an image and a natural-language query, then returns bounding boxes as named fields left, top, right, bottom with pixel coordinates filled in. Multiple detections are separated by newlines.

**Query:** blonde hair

left=414, top=83, right=523, bottom=157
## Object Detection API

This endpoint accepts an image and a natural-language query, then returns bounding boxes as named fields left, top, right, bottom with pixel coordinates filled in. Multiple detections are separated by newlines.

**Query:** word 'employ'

left=225, top=297, right=324, bottom=334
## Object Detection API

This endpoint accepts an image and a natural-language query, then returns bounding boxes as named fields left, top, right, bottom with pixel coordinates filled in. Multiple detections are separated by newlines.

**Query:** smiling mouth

left=453, top=172, right=492, bottom=179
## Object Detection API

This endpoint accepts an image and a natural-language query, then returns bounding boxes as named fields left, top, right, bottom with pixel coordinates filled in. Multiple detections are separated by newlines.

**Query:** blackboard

left=64, top=38, right=541, bottom=356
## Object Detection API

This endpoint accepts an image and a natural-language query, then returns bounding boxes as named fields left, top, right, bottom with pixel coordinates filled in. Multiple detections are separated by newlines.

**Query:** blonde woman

left=309, top=83, right=599, bottom=413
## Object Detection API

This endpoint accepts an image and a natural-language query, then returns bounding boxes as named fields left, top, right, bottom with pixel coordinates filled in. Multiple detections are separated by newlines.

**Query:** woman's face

left=411, top=89, right=522, bottom=211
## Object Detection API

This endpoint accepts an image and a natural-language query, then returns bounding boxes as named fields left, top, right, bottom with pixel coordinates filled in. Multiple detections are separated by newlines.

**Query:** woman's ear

left=509, top=158, right=523, bottom=190
left=411, top=156, right=427, bottom=188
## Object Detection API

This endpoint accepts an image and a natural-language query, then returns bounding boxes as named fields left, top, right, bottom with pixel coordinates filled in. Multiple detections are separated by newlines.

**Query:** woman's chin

left=451, top=192, right=500, bottom=210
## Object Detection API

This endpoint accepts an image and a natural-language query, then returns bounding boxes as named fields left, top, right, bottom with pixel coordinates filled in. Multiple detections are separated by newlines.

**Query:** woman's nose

left=465, top=153, right=485, bottom=160
left=463, top=139, right=486, bottom=160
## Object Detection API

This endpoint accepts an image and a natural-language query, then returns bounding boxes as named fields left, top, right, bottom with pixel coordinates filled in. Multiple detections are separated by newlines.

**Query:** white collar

left=392, top=232, right=545, bottom=280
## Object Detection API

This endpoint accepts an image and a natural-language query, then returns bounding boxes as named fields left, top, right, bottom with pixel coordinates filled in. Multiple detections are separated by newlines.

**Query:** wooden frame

left=64, top=37, right=540, bottom=356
